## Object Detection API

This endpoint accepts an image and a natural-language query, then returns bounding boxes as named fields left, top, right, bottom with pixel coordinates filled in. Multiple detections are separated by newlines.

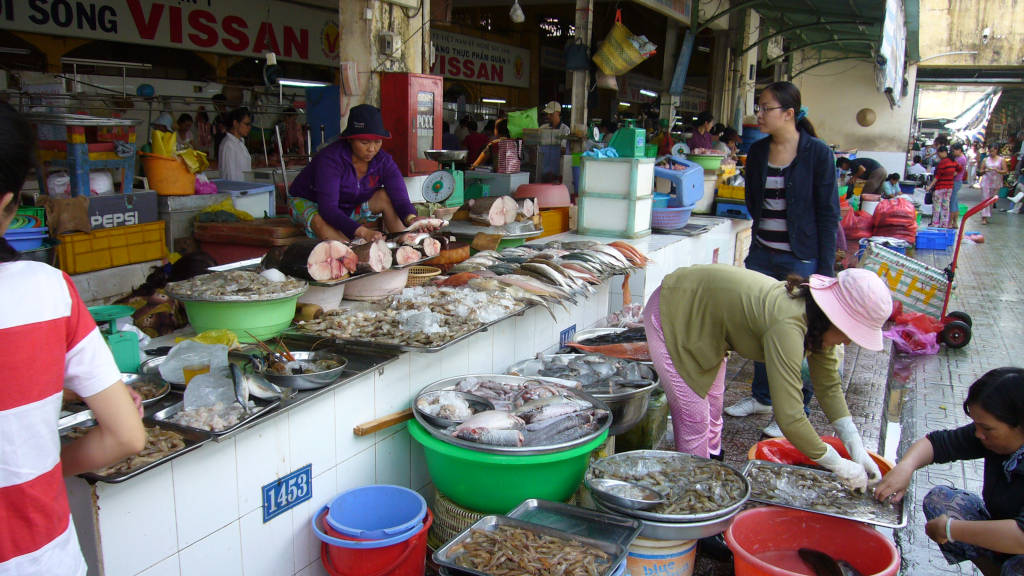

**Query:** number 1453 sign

left=262, top=464, right=312, bottom=523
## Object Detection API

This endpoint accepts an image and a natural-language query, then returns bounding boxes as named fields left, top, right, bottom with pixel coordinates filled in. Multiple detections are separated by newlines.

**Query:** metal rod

left=306, top=127, right=312, bottom=160
left=275, top=124, right=289, bottom=197
left=260, top=124, right=269, bottom=165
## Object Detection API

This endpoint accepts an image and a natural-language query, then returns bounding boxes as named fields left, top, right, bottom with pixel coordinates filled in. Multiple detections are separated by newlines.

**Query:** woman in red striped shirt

left=929, top=146, right=958, bottom=228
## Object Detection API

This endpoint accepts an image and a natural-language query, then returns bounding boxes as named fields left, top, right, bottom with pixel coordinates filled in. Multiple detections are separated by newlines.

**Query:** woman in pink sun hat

left=644, top=264, right=892, bottom=491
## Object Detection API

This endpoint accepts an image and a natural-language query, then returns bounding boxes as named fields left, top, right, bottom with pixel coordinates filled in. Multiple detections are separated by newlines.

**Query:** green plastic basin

left=687, top=154, right=724, bottom=172
left=181, top=296, right=299, bottom=343
left=408, top=420, right=607, bottom=513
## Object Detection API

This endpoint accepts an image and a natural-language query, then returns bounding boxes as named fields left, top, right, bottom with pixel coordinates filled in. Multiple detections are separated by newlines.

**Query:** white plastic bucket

left=298, top=284, right=345, bottom=311
left=861, top=200, right=880, bottom=215
left=626, top=536, right=697, bottom=576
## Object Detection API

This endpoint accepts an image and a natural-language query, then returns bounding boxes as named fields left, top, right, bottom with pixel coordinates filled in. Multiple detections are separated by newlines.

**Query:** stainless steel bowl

left=261, top=350, right=347, bottom=390
left=424, top=149, right=467, bottom=163
left=587, top=478, right=665, bottom=511
left=121, top=373, right=171, bottom=406
left=414, top=390, right=494, bottom=429
left=593, top=498, right=740, bottom=540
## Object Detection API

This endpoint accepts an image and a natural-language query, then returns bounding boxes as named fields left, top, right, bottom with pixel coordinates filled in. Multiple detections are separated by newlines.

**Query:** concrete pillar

left=710, top=29, right=732, bottom=127
left=660, top=24, right=680, bottom=124
left=570, top=0, right=594, bottom=132
left=732, top=9, right=759, bottom=128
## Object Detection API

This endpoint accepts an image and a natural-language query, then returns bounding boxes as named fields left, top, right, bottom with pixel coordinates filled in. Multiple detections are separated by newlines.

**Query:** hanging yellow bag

left=151, top=131, right=178, bottom=157
left=178, top=149, right=210, bottom=174
left=592, top=10, right=650, bottom=76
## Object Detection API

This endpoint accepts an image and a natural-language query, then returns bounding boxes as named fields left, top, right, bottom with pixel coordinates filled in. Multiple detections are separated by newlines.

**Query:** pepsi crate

left=715, top=199, right=751, bottom=219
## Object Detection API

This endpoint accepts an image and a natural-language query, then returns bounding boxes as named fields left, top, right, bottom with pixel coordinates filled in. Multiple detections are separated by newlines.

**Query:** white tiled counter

left=66, top=217, right=750, bottom=576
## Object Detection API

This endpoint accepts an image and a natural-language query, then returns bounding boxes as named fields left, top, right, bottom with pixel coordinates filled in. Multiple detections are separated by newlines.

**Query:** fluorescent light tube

left=481, top=98, right=507, bottom=104
left=279, top=78, right=330, bottom=87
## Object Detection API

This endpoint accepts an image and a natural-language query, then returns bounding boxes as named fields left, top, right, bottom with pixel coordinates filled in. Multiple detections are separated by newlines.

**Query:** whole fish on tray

left=453, top=410, right=525, bottom=447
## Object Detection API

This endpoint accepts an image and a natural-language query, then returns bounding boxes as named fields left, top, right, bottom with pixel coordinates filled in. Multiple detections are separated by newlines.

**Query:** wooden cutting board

left=194, top=218, right=304, bottom=246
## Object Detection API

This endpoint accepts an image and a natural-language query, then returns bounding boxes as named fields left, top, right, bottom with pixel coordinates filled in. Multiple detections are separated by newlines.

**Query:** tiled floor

left=686, top=186, right=1022, bottom=575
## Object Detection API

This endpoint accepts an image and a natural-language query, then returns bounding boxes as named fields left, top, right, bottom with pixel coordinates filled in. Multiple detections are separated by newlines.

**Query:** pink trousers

left=643, top=287, right=727, bottom=458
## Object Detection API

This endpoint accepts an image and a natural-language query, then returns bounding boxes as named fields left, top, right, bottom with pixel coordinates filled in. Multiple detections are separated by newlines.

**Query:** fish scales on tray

left=448, top=525, right=611, bottom=576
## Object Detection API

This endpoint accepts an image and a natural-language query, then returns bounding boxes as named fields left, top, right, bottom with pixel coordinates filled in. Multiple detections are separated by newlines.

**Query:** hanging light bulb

left=510, top=0, right=525, bottom=23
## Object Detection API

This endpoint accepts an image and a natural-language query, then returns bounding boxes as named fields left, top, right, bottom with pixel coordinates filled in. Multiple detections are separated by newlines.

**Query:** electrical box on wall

left=379, top=32, right=401, bottom=57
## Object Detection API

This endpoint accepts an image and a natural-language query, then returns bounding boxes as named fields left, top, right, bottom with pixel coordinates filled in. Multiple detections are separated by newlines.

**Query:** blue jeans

left=924, top=486, right=1024, bottom=574
left=951, top=180, right=962, bottom=220
left=744, top=242, right=817, bottom=410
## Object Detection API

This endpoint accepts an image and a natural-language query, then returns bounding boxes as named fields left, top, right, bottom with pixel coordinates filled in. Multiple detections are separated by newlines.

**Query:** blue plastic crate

left=916, top=230, right=947, bottom=250
left=715, top=200, right=751, bottom=219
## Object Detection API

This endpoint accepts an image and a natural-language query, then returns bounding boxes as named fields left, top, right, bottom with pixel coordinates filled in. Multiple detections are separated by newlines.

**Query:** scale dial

left=422, top=170, right=456, bottom=203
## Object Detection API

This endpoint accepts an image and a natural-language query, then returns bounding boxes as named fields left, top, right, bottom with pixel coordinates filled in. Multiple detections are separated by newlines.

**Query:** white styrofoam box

left=291, top=466, right=338, bottom=573
left=579, top=157, right=655, bottom=198
left=694, top=174, right=716, bottom=214
left=137, top=554, right=180, bottom=576
left=288, top=395, right=337, bottom=477
left=334, top=374, right=375, bottom=463
left=239, top=506, right=295, bottom=576
left=178, top=522, right=243, bottom=576
left=211, top=179, right=275, bottom=218
left=374, top=354, right=411, bottom=419
left=337, top=446, right=376, bottom=493
left=95, top=466, right=177, bottom=576
left=403, top=174, right=429, bottom=203
left=375, top=428, right=412, bottom=488
left=235, top=416, right=291, bottom=515
left=577, top=194, right=653, bottom=239
left=172, top=438, right=239, bottom=547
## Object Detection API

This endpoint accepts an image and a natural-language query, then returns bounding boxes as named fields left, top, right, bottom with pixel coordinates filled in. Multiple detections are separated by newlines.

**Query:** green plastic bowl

left=687, top=154, right=724, bottom=172
left=408, top=420, right=608, bottom=513
left=181, top=296, right=299, bottom=343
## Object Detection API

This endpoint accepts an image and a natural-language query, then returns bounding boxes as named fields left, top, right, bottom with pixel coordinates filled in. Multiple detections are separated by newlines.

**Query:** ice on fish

left=416, top=390, right=474, bottom=421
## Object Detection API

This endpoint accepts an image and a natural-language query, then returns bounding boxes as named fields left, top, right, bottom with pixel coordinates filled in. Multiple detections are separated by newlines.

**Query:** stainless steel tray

left=289, top=304, right=531, bottom=354
left=412, top=374, right=609, bottom=455
left=151, top=398, right=279, bottom=440
left=507, top=499, right=641, bottom=550
left=433, top=515, right=625, bottom=576
left=121, top=373, right=171, bottom=406
left=446, top=220, right=544, bottom=240
left=586, top=450, right=750, bottom=523
left=59, top=419, right=211, bottom=484
left=592, top=498, right=739, bottom=540
left=58, top=409, right=96, bottom=435
left=742, top=460, right=907, bottom=529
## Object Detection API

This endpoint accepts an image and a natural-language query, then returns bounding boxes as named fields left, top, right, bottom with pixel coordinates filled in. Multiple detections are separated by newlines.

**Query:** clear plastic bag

left=158, top=340, right=230, bottom=385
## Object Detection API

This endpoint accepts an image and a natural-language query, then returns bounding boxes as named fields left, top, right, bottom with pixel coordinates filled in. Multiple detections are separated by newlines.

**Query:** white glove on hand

left=813, top=444, right=868, bottom=493
left=833, top=416, right=882, bottom=485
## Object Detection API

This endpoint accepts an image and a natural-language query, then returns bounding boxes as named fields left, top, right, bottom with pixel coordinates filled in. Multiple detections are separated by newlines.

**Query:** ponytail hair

left=785, top=274, right=832, bottom=352
left=764, top=81, right=817, bottom=138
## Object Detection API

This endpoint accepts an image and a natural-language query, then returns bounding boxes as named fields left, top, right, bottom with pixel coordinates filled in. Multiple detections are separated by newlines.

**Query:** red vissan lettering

left=462, top=58, right=474, bottom=78
left=221, top=15, right=248, bottom=51
left=491, top=64, right=502, bottom=82
left=126, top=0, right=162, bottom=40
left=283, top=26, right=308, bottom=60
left=169, top=5, right=182, bottom=43
left=476, top=61, right=489, bottom=81
left=187, top=10, right=217, bottom=47
left=447, top=56, right=460, bottom=76
left=253, top=22, right=280, bottom=55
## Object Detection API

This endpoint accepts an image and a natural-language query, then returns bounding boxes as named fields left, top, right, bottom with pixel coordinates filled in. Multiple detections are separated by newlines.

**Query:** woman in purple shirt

left=288, top=105, right=420, bottom=242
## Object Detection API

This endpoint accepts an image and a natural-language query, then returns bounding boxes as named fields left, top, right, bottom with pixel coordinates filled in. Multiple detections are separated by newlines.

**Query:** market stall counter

left=64, top=217, right=750, bottom=576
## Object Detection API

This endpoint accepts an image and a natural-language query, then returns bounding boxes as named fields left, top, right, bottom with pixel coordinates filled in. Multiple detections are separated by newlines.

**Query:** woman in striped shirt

left=929, top=146, right=958, bottom=228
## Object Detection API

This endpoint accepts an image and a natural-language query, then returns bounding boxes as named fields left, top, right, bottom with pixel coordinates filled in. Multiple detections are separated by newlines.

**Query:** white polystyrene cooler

left=211, top=179, right=275, bottom=218
left=576, top=194, right=653, bottom=238
left=579, top=157, right=655, bottom=198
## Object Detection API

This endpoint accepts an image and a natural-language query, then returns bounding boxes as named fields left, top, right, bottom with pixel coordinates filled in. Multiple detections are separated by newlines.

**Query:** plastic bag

left=884, top=323, right=940, bottom=355
left=151, top=131, right=178, bottom=157
left=158, top=340, right=230, bottom=385
left=753, top=436, right=850, bottom=466
left=197, top=198, right=254, bottom=221
left=841, top=209, right=874, bottom=244
left=871, top=197, right=917, bottom=244
left=47, top=172, right=70, bottom=197
left=506, top=107, right=538, bottom=139
left=178, top=148, right=210, bottom=174
left=183, top=371, right=235, bottom=410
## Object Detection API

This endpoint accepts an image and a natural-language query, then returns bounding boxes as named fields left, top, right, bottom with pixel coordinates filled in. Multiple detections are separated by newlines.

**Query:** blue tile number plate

left=262, top=464, right=312, bottom=523
left=559, top=324, right=577, bottom=347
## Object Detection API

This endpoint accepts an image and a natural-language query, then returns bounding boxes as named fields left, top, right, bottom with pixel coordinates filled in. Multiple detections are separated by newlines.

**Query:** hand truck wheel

left=946, top=311, right=972, bottom=327
left=941, top=320, right=972, bottom=349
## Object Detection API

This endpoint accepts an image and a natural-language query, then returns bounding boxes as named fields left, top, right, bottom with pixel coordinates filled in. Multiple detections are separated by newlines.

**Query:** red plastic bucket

left=316, top=508, right=432, bottom=576
left=725, top=507, right=899, bottom=576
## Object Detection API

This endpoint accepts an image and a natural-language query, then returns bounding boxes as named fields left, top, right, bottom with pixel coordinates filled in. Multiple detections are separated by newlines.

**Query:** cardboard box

left=88, top=191, right=158, bottom=229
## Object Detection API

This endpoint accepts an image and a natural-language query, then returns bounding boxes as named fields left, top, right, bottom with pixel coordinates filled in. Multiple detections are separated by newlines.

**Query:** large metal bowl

left=412, top=374, right=610, bottom=456
left=593, top=498, right=740, bottom=540
left=424, top=149, right=467, bottom=163
left=261, top=350, right=347, bottom=390
left=506, top=355, right=659, bottom=436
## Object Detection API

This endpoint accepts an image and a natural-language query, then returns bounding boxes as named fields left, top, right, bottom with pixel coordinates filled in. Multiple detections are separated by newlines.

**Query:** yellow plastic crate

left=717, top=184, right=745, bottom=200
left=58, top=221, right=166, bottom=275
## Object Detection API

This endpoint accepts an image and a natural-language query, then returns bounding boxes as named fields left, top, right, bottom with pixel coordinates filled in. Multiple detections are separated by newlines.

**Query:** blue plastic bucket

left=323, top=485, right=427, bottom=540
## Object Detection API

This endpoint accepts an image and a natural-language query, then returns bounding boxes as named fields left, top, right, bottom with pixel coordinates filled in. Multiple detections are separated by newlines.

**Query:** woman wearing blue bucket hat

left=288, top=104, right=430, bottom=242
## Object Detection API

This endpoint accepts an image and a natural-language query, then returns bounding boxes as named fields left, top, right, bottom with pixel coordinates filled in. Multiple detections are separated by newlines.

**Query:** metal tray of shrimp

left=586, top=450, right=750, bottom=523
left=150, top=395, right=280, bottom=441
left=413, top=374, right=610, bottom=456
left=287, top=303, right=533, bottom=354
left=59, top=418, right=211, bottom=484
left=433, top=514, right=626, bottom=576
left=742, top=459, right=907, bottom=528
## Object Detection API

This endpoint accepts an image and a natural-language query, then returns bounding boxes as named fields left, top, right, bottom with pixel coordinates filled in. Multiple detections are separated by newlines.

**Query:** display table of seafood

left=63, top=218, right=751, bottom=576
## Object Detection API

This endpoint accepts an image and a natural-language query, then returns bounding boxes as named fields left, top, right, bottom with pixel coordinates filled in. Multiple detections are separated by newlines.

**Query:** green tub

left=181, top=295, right=300, bottom=343
left=408, top=420, right=608, bottom=513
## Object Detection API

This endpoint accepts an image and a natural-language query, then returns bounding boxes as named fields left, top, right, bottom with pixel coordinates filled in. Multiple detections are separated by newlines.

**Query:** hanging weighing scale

left=423, top=150, right=466, bottom=208
left=88, top=305, right=140, bottom=373
left=671, top=142, right=689, bottom=158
